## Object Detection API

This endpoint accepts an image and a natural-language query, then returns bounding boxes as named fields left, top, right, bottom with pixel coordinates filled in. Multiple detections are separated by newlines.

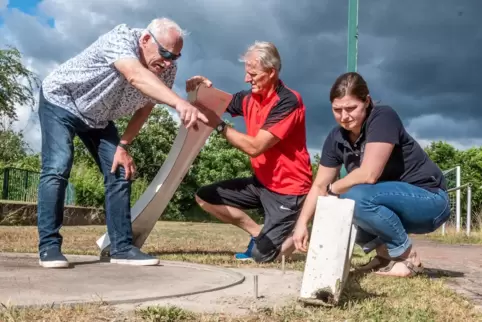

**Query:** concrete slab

left=0, top=253, right=245, bottom=307
left=117, top=267, right=304, bottom=316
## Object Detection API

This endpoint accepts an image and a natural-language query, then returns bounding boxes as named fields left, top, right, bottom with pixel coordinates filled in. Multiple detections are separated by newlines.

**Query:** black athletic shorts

left=196, top=176, right=307, bottom=263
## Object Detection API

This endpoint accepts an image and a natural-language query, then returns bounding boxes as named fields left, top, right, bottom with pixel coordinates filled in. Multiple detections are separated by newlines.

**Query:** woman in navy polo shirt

left=293, top=72, right=450, bottom=277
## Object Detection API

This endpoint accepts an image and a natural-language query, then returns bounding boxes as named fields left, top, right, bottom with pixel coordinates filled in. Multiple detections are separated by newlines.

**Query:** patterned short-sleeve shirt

left=42, top=23, right=177, bottom=128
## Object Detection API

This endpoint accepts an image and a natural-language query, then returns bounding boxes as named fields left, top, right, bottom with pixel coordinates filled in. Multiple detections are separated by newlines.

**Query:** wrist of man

left=173, top=97, right=187, bottom=110
left=118, top=141, right=131, bottom=152
left=215, top=120, right=227, bottom=135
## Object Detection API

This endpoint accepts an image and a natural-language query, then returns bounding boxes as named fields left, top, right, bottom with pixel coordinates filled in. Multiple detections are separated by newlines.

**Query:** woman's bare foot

left=375, top=246, right=423, bottom=277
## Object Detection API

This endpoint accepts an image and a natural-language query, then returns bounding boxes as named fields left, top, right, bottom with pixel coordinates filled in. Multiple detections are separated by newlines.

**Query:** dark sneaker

left=110, top=247, right=159, bottom=266
left=99, top=246, right=111, bottom=262
left=39, top=248, right=69, bottom=268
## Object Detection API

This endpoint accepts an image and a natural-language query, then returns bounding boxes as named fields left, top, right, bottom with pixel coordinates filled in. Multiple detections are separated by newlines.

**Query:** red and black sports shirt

left=227, top=80, right=313, bottom=195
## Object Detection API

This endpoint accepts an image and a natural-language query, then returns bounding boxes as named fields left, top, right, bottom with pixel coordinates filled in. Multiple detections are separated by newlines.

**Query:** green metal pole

left=2, top=168, right=9, bottom=200
left=340, top=0, right=359, bottom=179
left=347, top=0, right=359, bottom=72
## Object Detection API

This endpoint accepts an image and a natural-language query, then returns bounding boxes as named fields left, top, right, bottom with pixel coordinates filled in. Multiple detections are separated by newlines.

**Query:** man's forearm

left=120, top=106, right=153, bottom=145
left=116, top=60, right=182, bottom=108
left=223, top=127, right=259, bottom=157
left=130, top=68, right=181, bottom=107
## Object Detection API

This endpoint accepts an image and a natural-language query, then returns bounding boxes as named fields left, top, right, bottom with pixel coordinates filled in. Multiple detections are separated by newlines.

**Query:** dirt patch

left=414, top=238, right=482, bottom=310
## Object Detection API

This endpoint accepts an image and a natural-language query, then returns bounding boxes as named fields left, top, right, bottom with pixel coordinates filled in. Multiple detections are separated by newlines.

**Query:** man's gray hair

left=239, top=41, right=282, bottom=72
left=144, top=17, right=189, bottom=39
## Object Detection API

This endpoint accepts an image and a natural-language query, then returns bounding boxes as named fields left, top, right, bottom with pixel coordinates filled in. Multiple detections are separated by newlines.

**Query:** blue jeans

left=37, top=90, right=133, bottom=255
left=340, top=182, right=450, bottom=257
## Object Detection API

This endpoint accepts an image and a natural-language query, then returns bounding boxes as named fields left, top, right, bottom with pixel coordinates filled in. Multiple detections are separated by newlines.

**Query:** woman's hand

left=293, top=222, right=310, bottom=252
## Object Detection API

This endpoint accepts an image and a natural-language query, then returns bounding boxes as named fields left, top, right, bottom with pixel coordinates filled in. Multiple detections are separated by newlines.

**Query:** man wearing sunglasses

left=37, top=18, right=207, bottom=268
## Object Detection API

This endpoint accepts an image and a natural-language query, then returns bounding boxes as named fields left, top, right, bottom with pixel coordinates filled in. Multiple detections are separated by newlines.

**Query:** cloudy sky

left=0, top=0, right=480, bottom=159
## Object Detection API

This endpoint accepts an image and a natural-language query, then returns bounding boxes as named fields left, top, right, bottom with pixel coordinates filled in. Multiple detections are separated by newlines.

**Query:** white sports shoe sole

left=110, top=258, right=160, bottom=266
left=234, top=257, right=254, bottom=261
left=39, top=260, right=69, bottom=268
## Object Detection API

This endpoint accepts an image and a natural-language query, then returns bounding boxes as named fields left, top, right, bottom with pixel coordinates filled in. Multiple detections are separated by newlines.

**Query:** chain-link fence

left=0, top=167, right=76, bottom=205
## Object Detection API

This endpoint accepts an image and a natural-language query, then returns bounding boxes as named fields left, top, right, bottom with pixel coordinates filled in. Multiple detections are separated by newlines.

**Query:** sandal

left=376, top=259, right=424, bottom=277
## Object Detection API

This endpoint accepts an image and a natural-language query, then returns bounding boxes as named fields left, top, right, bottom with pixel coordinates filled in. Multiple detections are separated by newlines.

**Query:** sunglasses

left=148, top=30, right=181, bottom=61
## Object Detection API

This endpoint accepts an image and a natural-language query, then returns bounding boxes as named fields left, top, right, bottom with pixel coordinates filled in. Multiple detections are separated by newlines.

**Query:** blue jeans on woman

left=340, top=181, right=450, bottom=258
left=37, top=90, right=134, bottom=257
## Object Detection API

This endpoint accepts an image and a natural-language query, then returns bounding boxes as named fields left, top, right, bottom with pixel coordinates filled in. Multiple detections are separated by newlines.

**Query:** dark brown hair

left=329, top=72, right=371, bottom=104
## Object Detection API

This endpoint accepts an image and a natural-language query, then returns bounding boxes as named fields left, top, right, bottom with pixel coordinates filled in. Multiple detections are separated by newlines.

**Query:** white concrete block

left=299, top=196, right=357, bottom=305
left=96, top=85, right=232, bottom=252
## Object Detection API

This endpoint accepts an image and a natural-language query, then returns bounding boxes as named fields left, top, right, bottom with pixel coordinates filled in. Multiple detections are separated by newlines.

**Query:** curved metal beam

left=96, top=85, right=232, bottom=252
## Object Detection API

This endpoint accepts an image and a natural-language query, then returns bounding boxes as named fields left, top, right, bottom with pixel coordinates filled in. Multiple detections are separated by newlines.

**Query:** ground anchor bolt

left=253, top=275, right=259, bottom=299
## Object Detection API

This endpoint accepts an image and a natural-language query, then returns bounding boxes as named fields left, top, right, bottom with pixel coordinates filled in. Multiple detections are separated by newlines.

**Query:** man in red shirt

left=186, top=41, right=313, bottom=262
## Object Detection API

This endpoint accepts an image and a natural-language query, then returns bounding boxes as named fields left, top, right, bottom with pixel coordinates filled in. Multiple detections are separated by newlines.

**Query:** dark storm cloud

left=1, top=0, right=481, bottom=152
left=356, top=0, right=482, bottom=139
left=407, top=114, right=481, bottom=140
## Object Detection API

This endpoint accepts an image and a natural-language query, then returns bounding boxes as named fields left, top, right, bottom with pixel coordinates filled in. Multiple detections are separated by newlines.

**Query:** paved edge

left=0, top=252, right=246, bottom=309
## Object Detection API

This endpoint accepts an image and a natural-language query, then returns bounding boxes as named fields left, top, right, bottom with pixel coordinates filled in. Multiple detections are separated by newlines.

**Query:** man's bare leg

left=195, top=195, right=262, bottom=237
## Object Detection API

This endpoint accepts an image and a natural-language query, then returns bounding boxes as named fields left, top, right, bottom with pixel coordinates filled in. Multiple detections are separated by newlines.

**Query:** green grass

left=1, top=222, right=482, bottom=321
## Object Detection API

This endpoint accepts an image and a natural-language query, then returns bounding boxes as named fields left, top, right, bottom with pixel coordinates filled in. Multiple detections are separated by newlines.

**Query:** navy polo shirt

left=320, top=105, right=447, bottom=192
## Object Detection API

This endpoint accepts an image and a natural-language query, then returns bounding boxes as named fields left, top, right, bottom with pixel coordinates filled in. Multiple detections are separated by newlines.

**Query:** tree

left=72, top=104, right=179, bottom=181
left=456, top=147, right=482, bottom=215
left=0, top=129, right=28, bottom=167
left=0, top=116, right=36, bottom=168
left=424, top=141, right=460, bottom=171
left=69, top=105, right=181, bottom=210
left=115, top=105, right=191, bottom=220
left=0, top=47, right=39, bottom=171
left=311, top=153, right=320, bottom=178
left=69, top=163, right=106, bottom=207
left=182, top=124, right=254, bottom=222
left=0, top=47, right=39, bottom=120
left=11, top=154, right=41, bottom=172
left=425, top=141, right=482, bottom=227
left=115, top=105, right=178, bottom=181
left=193, top=127, right=252, bottom=187
left=0, top=47, right=40, bottom=171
